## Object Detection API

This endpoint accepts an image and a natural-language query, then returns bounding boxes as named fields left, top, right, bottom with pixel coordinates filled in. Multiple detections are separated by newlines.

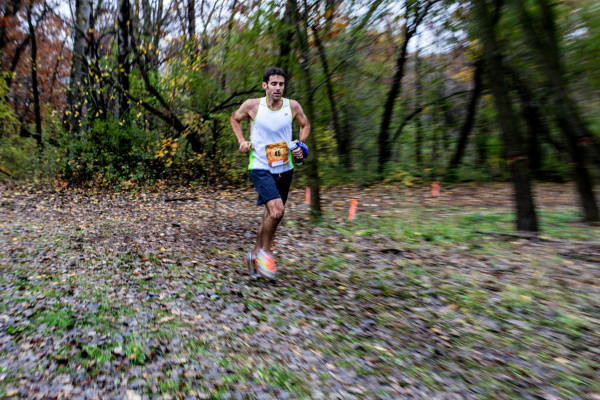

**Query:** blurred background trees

left=0, top=0, right=598, bottom=226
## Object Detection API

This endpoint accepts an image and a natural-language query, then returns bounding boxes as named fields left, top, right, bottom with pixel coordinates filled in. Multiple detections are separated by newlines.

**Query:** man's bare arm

left=230, top=99, right=258, bottom=152
left=291, top=100, right=310, bottom=143
left=290, top=100, right=310, bottom=160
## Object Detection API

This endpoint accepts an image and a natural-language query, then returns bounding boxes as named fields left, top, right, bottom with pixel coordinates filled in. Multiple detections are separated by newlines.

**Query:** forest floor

left=0, top=182, right=599, bottom=400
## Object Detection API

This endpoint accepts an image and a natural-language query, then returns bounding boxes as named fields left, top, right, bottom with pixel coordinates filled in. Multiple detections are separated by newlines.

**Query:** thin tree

left=291, top=0, right=322, bottom=220
left=138, top=0, right=163, bottom=71
left=378, top=0, right=436, bottom=174
left=473, top=0, right=538, bottom=232
left=509, top=0, right=599, bottom=222
left=310, top=0, right=382, bottom=170
left=0, top=0, right=23, bottom=55
left=446, top=58, right=483, bottom=180
left=509, top=71, right=552, bottom=179
left=414, top=40, right=423, bottom=166
left=312, top=21, right=345, bottom=168
left=187, top=0, right=195, bottom=40
left=27, top=0, right=42, bottom=151
left=117, top=0, right=131, bottom=120
left=277, top=0, right=294, bottom=94
left=66, top=0, right=91, bottom=134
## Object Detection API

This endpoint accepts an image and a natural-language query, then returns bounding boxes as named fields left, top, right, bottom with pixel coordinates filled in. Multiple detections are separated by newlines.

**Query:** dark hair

left=263, top=67, right=286, bottom=83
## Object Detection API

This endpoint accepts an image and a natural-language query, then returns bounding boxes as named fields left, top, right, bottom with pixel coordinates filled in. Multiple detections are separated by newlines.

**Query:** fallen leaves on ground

left=0, top=182, right=599, bottom=399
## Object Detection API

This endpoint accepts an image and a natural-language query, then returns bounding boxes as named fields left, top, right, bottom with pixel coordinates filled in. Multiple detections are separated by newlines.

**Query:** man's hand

left=239, top=141, right=253, bottom=153
left=291, top=141, right=304, bottom=159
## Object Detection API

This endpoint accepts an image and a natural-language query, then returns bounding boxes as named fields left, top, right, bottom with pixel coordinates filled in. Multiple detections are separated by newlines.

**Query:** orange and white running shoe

left=255, top=248, right=277, bottom=280
left=244, top=249, right=259, bottom=278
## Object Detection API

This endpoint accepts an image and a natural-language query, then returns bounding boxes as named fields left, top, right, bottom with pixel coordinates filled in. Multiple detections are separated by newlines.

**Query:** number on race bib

left=266, top=141, right=289, bottom=167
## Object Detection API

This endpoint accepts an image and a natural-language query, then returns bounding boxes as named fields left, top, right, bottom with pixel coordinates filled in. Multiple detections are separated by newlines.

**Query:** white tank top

left=248, top=97, right=294, bottom=173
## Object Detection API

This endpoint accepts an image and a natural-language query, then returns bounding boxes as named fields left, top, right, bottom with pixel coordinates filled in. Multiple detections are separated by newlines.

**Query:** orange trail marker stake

left=305, top=187, right=311, bottom=204
left=431, top=181, right=440, bottom=197
left=348, top=199, right=358, bottom=221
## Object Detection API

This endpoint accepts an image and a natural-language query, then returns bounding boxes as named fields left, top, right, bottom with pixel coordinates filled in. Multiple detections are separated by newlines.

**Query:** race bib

left=266, top=141, right=289, bottom=167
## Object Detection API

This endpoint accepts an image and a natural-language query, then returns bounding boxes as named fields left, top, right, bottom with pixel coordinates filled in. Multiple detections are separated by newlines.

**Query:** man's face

left=262, top=75, right=285, bottom=102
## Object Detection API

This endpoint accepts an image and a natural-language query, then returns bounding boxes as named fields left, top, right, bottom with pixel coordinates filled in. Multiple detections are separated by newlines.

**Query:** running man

left=230, top=67, right=310, bottom=279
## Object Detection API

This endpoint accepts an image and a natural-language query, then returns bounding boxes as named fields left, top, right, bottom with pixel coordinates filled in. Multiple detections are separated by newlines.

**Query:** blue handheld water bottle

left=287, top=141, right=308, bottom=166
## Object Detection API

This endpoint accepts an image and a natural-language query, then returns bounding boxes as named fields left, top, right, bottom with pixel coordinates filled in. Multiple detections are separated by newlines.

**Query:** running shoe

left=255, top=248, right=277, bottom=280
left=244, top=249, right=259, bottom=278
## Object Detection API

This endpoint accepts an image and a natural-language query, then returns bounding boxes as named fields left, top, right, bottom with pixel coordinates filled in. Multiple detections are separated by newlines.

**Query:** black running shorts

left=250, top=169, right=294, bottom=206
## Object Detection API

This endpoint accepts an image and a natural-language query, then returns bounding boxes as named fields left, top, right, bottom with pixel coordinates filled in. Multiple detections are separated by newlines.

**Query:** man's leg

left=247, top=169, right=292, bottom=279
left=255, top=198, right=285, bottom=254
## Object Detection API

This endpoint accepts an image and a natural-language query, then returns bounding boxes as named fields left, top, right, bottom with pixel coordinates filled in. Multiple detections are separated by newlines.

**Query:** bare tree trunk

left=49, top=36, right=67, bottom=105
left=312, top=2, right=349, bottom=169
left=133, top=0, right=162, bottom=89
left=27, top=0, right=42, bottom=151
left=153, top=0, right=163, bottom=64
left=556, top=116, right=599, bottom=221
left=187, top=0, right=195, bottom=40
left=136, top=0, right=162, bottom=138
left=510, top=0, right=599, bottom=222
left=441, top=101, right=452, bottom=155
left=319, top=1, right=381, bottom=172
left=5, top=35, right=29, bottom=89
left=0, top=0, right=22, bottom=54
left=414, top=45, right=423, bottom=166
left=510, top=73, right=552, bottom=178
left=446, top=59, right=483, bottom=180
left=475, top=128, right=489, bottom=170
left=140, top=0, right=151, bottom=65
left=66, top=0, right=91, bottom=134
left=117, top=0, right=131, bottom=120
left=474, top=0, right=538, bottom=232
left=277, top=0, right=294, bottom=96
left=525, top=106, right=542, bottom=178
left=312, top=25, right=348, bottom=170
left=432, top=126, right=439, bottom=171
left=219, top=0, right=238, bottom=88
left=378, top=0, right=434, bottom=174
left=378, top=23, right=411, bottom=174
left=292, top=0, right=322, bottom=220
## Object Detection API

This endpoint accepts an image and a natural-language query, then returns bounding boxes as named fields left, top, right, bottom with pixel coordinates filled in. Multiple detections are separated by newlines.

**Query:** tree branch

left=392, top=90, right=470, bottom=143
left=6, top=34, right=30, bottom=88
left=208, top=88, right=262, bottom=114
left=130, top=33, right=187, bottom=133
left=125, top=91, right=185, bottom=133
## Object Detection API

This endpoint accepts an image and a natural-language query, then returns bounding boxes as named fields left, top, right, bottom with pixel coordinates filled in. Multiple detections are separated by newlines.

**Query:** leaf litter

left=0, top=182, right=599, bottom=399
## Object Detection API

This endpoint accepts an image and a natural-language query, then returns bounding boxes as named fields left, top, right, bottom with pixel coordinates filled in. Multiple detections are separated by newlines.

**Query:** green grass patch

left=183, top=338, right=210, bottom=356
left=79, top=343, right=114, bottom=370
left=35, top=308, right=74, bottom=334
left=253, top=364, right=310, bottom=396
left=124, top=333, right=147, bottom=365
left=332, top=207, right=596, bottom=246
left=316, top=255, right=347, bottom=272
